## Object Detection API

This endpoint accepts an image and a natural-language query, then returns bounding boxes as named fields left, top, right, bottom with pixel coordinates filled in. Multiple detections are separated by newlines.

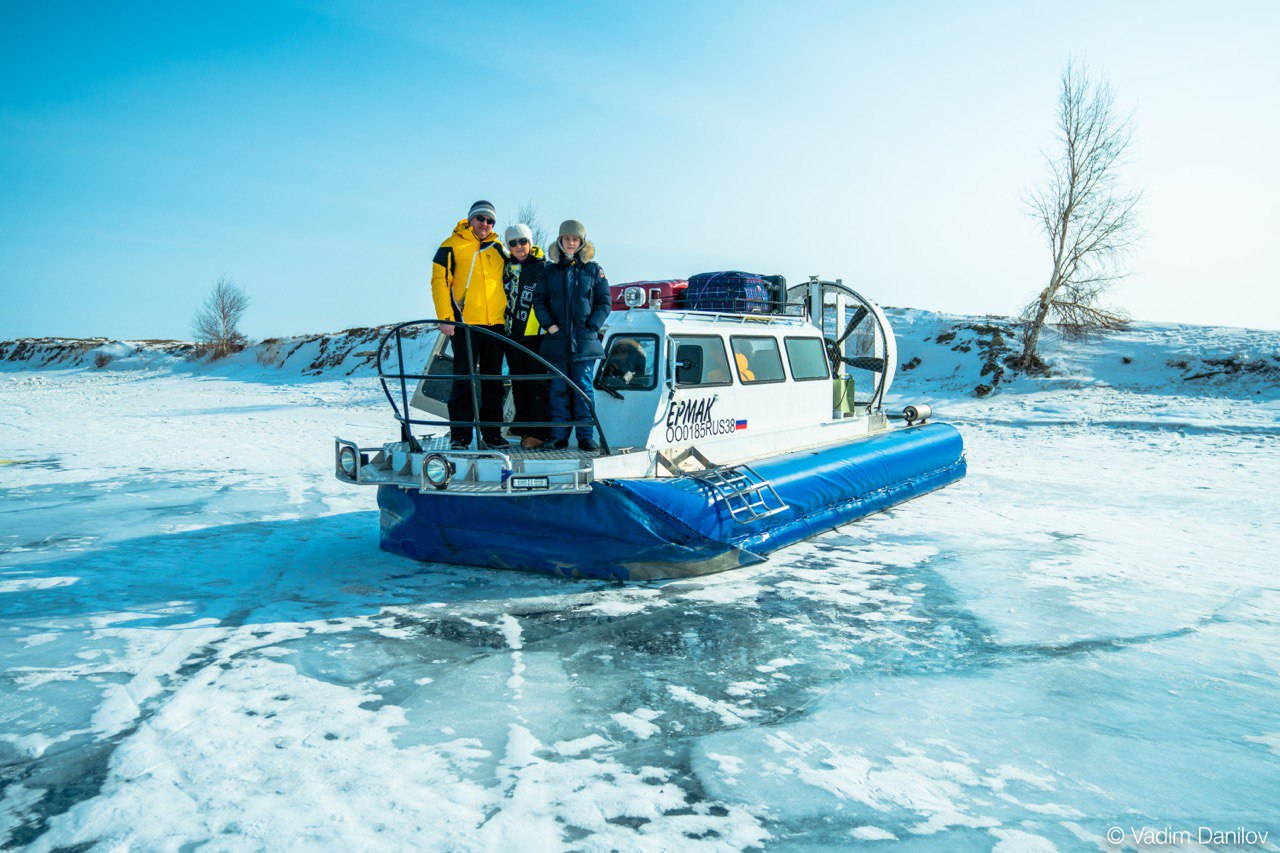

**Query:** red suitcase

left=610, top=279, right=688, bottom=311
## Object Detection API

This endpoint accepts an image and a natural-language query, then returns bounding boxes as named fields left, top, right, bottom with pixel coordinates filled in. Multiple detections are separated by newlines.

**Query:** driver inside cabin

left=602, top=337, right=649, bottom=387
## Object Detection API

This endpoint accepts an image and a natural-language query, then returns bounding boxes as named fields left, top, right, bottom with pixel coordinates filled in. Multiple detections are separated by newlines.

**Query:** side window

left=730, top=336, right=785, bottom=384
left=673, top=335, right=732, bottom=387
left=785, top=337, right=830, bottom=381
left=597, top=335, right=658, bottom=390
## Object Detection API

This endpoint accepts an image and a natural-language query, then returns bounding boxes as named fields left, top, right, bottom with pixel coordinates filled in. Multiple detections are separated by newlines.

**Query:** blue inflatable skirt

left=377, top=422, right=966, bottom=580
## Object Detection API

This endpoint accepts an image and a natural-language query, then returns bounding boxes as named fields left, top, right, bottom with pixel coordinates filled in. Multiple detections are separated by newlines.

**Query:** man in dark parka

left=533, top=219, right=611, bottom=451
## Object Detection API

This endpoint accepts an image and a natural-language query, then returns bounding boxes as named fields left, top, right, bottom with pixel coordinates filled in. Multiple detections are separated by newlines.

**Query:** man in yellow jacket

left=432, top=200, right=510, bottom=449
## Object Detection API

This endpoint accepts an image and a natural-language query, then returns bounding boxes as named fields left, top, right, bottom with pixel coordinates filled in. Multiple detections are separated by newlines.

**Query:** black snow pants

left=447, top=324, right=506, bottom=445
left=506, top=335, right=550, bottom=440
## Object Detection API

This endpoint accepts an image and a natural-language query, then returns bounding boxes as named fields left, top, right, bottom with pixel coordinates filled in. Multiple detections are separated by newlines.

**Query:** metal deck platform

left=409, top=434, right=601, bottom=463
left=337, top=433, right=608, bottom=496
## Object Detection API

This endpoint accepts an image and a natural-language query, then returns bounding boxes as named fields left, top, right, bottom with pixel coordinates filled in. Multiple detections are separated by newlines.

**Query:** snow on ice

left=1, top=311, right=1278, bottom=849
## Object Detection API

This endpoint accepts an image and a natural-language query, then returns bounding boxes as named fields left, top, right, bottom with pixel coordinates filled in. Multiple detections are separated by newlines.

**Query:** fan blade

left=842, top=356, right=886, bottom=372
left=834, top=306, right=869, bottom=346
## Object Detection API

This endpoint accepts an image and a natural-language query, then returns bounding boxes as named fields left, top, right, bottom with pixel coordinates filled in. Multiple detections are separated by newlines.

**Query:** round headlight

left=423, top=453, right=454, bottom=490
left=622, top=286, right=647, bottom=308
left=338, top=446, right=358, bottom=477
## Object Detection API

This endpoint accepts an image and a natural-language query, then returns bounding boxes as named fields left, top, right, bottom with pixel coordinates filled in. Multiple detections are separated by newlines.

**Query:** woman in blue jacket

left=533, top=219, right=611, bottom=451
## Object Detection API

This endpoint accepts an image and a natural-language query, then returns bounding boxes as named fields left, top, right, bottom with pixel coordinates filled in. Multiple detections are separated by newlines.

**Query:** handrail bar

left=385, top=372, right=553, bottom=382
left=376, top=319, right=612, bottom=455
left=395, top=418, right=609, bottom=429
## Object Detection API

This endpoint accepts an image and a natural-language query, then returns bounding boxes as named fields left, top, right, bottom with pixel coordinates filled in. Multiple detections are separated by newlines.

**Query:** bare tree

left=510, top=201, right=549, bottom=250
left=191, top=275, right=250, bottom=359
left=1017, top=60, right=1141, bottom=372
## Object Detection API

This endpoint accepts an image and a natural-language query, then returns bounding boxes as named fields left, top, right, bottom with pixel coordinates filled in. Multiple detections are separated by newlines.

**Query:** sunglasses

left=508, top=238, right=530, bottom=247
left=473, top=216, right=495, bottom=226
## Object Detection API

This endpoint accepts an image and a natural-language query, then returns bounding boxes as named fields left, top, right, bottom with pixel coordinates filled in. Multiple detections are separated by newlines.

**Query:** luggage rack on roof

left=658, top=310, right=808, bottom=326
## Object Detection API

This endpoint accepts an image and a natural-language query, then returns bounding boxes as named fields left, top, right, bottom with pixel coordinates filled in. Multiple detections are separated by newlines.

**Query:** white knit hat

left=504, top=223, right=533, bottom=244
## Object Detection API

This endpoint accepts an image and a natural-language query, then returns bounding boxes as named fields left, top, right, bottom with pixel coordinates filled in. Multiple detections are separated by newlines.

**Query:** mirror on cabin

left=673, top=336, right=733, bottom=387
left=674, top=344, right=704, bottom=385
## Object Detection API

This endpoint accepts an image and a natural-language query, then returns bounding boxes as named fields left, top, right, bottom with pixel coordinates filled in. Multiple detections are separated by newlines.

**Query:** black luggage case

left=686, top=271, right=774, bottom=314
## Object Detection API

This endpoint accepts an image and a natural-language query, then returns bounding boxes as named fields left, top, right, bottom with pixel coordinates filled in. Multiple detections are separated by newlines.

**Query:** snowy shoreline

left=4, top=308, right=1278, bottom=398
left=2, top=311, right=1278, bottom=849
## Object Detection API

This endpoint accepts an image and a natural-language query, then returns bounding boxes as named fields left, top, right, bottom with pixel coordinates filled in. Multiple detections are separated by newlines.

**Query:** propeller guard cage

left=787, top=278, right=897, bottom=412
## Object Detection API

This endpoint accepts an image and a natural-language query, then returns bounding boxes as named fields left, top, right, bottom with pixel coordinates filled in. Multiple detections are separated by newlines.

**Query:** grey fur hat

left=558, top=219, right=587, bottom=240
left=548, top=240, right=595, bottom=264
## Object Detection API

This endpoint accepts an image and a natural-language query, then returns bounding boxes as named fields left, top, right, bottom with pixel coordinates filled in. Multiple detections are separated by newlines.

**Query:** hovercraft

left=334, top=277, right=965, bottom=580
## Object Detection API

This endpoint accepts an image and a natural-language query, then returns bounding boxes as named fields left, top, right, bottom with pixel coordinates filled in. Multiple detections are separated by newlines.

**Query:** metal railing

left=657, top=309, right=808, bottom=326
left=376, top=319, right=612, bottom=455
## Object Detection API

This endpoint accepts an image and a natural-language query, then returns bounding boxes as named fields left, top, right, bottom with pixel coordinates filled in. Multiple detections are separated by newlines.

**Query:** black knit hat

left=468, top=200, right=496, bottom=221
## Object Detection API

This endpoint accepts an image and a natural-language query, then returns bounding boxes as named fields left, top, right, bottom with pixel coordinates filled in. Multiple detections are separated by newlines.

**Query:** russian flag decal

left=735, top=419, right=748, bottom=431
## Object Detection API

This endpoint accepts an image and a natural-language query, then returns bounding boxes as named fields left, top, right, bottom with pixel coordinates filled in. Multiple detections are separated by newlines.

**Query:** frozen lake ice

left=2, top=328, right=1279, bottom=849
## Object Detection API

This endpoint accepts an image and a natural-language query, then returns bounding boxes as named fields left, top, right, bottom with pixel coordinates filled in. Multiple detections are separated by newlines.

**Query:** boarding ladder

left=658, top=447, right=789, bottom=524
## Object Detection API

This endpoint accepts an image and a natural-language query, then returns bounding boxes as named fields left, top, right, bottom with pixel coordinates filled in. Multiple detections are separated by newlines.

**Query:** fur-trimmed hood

left=547, top=240, right=596, bottom=264
left=533, top=240, right=611, bottom=362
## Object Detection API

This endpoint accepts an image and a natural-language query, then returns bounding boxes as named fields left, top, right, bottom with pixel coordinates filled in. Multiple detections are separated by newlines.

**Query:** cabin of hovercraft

left=592, top=308, right=867, bottom=453
left=335, top=279, right=900, bottom=494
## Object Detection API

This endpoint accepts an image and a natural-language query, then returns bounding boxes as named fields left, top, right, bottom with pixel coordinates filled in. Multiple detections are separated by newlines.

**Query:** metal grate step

left=691, top=463, right=788, bottom=523
left=658, top=448, right=787, bottom=524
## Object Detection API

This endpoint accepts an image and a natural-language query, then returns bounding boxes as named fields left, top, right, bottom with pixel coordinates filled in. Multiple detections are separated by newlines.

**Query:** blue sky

left=2, top=0, right=1277, bottom=340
